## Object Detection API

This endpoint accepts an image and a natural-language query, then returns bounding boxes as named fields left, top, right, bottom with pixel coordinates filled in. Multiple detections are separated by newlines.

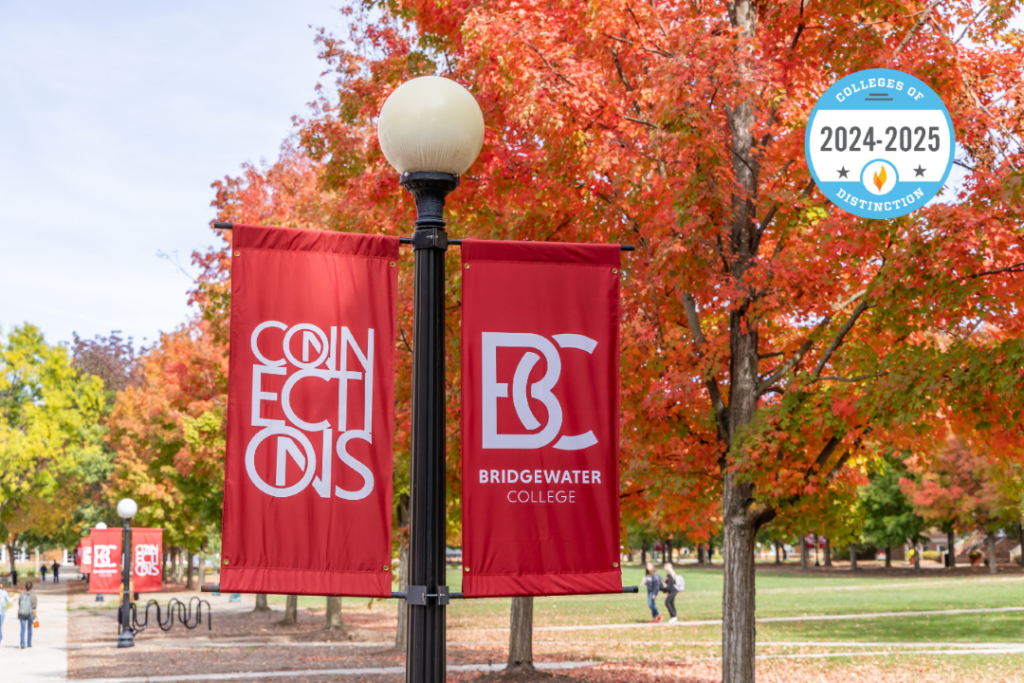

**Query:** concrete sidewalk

left=1, top=581, right=68, bottom=682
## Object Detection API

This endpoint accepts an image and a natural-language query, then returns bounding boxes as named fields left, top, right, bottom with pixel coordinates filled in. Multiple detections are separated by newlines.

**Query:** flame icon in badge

left=872, top=165, right=887, bottom=192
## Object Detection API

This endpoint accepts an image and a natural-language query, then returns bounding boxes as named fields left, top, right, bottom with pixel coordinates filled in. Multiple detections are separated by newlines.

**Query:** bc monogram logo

left=93, top=545, right=117, bottom=570
left=246, top=321, right=376, bottom=500
left=482, top=332, right=598, bottom=450
left=134, top=544, right=162, bottom=577
left=82, top=546, right=92, bottom=565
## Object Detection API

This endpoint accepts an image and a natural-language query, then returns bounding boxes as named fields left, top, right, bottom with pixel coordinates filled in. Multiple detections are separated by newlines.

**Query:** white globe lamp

left=116, top=498, right=138, bottom=520
left=377, top=76, right=484, bottom=175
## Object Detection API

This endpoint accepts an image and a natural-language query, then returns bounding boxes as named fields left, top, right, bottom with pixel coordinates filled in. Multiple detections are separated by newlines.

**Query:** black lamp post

left=116, top=498, right=138, bottom=648
left=378, top=76, right=485, bottom=683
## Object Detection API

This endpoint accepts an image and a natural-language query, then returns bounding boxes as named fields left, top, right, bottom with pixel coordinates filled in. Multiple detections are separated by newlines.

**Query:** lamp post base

left=117, top=631, right=135, bottom=648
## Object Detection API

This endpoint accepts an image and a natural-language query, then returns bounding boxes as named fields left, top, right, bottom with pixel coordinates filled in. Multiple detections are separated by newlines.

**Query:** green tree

left=0, top=324, right=106, bottom=570
left=860, top=454, right=924, bottom=568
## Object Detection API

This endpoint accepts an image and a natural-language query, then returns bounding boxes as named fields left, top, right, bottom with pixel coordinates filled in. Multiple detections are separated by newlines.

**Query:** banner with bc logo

left=79, top=537, right=93, bottom=575
left=220, top=224, right=398, bottom=598
left=89, top=527, right=122, bottom=594
left=461, top=239, right=622, bottom=597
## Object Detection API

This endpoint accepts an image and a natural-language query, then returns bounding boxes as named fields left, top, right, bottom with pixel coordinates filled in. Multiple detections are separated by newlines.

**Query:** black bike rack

left=121, top=596, right=212, bottom=634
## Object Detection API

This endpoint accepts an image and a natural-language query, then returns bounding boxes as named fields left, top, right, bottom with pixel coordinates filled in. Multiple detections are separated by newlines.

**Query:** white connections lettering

left=246, top=322, right=377, bottom=499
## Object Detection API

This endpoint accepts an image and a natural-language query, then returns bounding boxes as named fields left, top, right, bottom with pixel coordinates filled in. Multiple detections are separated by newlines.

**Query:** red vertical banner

left=461, top=240, right=622, bottom=597
left=131, top=528, right=163, bottom=593
left=220, top=225, right=398, bottom=597
left=89, top=529, right=122, bottom=594
left=80, top=537, right=93, bottom=574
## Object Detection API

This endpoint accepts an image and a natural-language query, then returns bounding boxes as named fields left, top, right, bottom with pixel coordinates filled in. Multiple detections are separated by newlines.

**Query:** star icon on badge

left=838, top=167, right=849, bottom=179
left=914, top=165, right=926, bottom=177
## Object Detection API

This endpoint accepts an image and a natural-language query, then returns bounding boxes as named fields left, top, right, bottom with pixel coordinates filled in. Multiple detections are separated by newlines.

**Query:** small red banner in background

left=461, top=239, right=622, bottom=597
left=132, top=528, right=163, bottom=593
left=220, top=225, right=398, bottom=598
left=79, top=538, right=92, bottom=574
left=89, top=528, right=122, bottom=594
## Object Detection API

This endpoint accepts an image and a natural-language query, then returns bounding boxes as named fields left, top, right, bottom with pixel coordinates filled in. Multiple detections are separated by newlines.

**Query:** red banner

left=80, top=537, right=92, bottom=574
left=220, top=225, right=398, bottom=597
left=461, top=240, right=622, bottom=597
left=89, top=529, right=122, bottom=594
left=132, top=528, right=163, bottom=593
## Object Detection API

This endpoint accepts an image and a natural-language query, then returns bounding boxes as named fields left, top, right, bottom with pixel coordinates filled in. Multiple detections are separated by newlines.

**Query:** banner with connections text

left=132, top=528, right=163, bottom=593
left=220, top=224, right=398, bottom=598
left=461, top=239, right=622, bottom=597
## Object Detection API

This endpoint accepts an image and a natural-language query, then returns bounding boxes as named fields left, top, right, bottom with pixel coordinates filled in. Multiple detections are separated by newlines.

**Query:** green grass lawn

left=263, top=563, right=1024, bottom=644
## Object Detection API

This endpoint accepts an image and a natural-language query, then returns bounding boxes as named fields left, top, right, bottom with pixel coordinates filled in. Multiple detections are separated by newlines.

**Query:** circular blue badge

left=805, top=69, right=955, bottom=219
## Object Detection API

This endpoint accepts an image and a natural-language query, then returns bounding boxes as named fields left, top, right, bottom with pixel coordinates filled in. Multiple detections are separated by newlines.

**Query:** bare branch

left=681, top=292, right=729, bottom=441
left=610, top=48, right=635, bottom=92
left=892, top=0, right=943, bottom=58
left=811, top=299, right=870, bottom=379
left=813, top=373, right=886, bottom=383
left=756, top=335, right=820, bottom=395
left=524, top=41, right=575, bottom=86
left=624, top=115, right=658, bottom=128
left=961, top=261, right=1024, bottom=280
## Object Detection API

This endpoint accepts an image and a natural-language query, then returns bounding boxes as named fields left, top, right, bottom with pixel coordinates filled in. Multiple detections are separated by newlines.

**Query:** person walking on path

left=662, top=562, right=684, bottom=624
left=0, top=584, right=13, bottom=646
left=18, top=581, right=37, bottom=648
left=52, top=561, right=60, bottom=584
left=40, top=564, right=47, bottom=583
left=643, top=562, right=663, bottom=622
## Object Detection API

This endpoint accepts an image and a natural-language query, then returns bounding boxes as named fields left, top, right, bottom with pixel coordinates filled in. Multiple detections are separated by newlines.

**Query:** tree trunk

left=507, top=596, right=534, bottom=672
left=885, top=546, right=892, bottom=568
left=800, top=539, right=808, bottom=570
left=722, top=478, right=757, bottom=683
left=173, top=548, right=182, bottom=583
left=279, top=595, right=298, bottom=625
left=988, top=532, right=998, bottom=575
left=1018, top=522, right=1024, bottom=567
left=666, top=538, right=673, bottom=563
left=947, top=528, right=956, bottom=568
left=913, top=543, right=921, bottom=571
left=326, top=596, right=343, bottom=629
left=824, top=538, right=832, bottom=567
left=641, top=546, right=646, bottom=565
left=774, top=540, right=781, bottom=564
left=6, top=543, right=15, bottom=578
left=395, top=493, right=410, bottom=650
left=254, top=594, right=270, bottom=612
left=850, top=546, right=858, bottom=571
left=185, top=552, right=195, bottom=590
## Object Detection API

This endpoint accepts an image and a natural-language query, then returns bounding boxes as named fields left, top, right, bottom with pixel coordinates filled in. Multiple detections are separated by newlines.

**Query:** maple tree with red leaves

left=191, top=1, right=1024, bottom=680
left=902, top=435, right=1022, bottom=572
left=106, top=321, right=227, bottom=586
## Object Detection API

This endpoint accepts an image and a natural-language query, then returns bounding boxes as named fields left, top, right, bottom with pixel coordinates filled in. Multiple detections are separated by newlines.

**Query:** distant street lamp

left=378, top=75, right=484, bottom=683
left=116, top=498, right=138, bottom=648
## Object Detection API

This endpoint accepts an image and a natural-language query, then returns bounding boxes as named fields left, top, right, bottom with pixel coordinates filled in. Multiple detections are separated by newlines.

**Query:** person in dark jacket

left=662, top=562, right=684, bottom=623
left=643, top=562, right=663, bottom=622
left=52, top=561, right=60, bottom=584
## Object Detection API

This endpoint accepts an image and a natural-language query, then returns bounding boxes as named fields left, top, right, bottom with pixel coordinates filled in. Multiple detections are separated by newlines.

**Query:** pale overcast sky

left=0, top=0, right=345, bottom=348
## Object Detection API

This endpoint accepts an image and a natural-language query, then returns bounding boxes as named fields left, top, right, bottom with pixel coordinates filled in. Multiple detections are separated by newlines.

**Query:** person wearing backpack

left=662, top=562, right=684, bottom=624
left=18, top=581, right=38, bottom=648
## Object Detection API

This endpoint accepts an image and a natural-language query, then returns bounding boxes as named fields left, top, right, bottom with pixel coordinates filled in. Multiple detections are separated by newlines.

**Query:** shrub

left=922, top=551, right=942, bottom=563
